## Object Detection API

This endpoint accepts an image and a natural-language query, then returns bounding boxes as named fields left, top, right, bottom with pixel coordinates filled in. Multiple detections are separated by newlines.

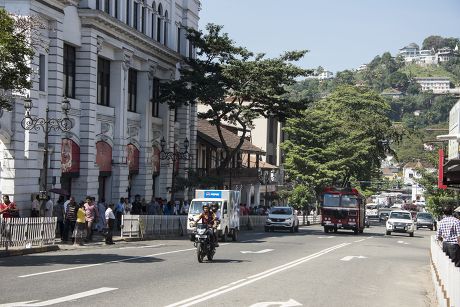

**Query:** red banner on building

left=96, top=141, right=112, bottom=175
left=438, top=149, right=447, bottom=189
left=61, top=138, right=80, bottom=176
left=127, top=144, right=139, bottom=174
left=152, top=146, right=160, bottom=175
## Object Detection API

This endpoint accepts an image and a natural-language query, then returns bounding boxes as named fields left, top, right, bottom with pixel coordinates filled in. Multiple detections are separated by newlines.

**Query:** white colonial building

left=414, top=77, right=451, bottom=93
left=0, top=0, right=200, bottom=215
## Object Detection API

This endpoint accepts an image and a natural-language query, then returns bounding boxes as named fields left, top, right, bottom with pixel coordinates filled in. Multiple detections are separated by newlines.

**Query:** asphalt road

left=0, top=224, right=436, bottom=307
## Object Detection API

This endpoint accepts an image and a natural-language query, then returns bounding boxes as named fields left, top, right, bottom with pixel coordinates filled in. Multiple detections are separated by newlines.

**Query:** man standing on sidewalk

left=105, top=203, right=116, bottom=245
left=84, top=196, right=98, bottom=242
left=437, top=207, right=460, bottom=267
left=63, top=197, right=78, bottom=243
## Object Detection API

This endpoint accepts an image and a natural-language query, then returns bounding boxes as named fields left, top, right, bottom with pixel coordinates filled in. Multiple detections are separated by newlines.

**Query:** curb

left=0, top=245, right=60, bottom=258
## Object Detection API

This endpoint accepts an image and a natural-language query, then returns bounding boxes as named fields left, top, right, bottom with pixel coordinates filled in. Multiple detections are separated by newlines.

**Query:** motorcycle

left=191, top=222, right=216, bottom=263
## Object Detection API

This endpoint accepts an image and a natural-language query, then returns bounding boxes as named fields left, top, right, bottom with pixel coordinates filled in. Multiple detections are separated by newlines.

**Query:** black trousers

left=443, top=242, right=460, bottom=267
left=63, top=220, right=76, bottom=242
left=105, top=219, right=114, bottom=243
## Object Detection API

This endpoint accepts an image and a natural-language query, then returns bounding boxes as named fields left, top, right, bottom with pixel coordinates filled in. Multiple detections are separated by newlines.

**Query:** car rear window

left=390, top=212, right=411, bottom=220
left=270, top=208, right=292, bottom=215
left=417, top=213, right=433, bottom=219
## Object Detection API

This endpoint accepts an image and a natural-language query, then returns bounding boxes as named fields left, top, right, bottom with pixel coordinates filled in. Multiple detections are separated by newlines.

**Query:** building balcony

left=196, top=167, right=260, bottom=184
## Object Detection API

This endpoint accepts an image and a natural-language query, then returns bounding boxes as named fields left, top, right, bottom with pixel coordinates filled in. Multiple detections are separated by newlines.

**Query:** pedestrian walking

left=42, top=196, right=53, bottom=217
left=31, top=194, right=40, bottom=217
left=84, top=196, right=98, bottom=242
left=53, top=195, right=65, bottom=240
left=63, top=196, right=78, bottom=243
left=0, top=195, right=18, bottom=218
left=96, top=198, right=106, bottom=232
left=131, top=194, right=142, bottom=215
left=73, top=202, right=86, bottom=246
left=104, top=203, right=116, bottom=245
left=437, top=207, right=460, bottom=267
left=115, top=197, right=125, bottom=230
left=124, top=197, right=132, bottom=215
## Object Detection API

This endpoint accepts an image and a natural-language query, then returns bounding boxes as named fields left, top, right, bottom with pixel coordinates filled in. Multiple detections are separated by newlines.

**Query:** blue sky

left=199, top=0, right=460, bottom=73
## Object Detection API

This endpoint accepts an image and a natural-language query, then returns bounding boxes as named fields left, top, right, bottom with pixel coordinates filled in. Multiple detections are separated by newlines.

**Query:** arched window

left=164, top=10, right=168, bottom=46
left=157, top=3, right=163, bottom=43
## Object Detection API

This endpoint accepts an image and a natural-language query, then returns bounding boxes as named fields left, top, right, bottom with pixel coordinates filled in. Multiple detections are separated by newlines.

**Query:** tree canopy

left=159, top=23, right=310, bottom=169
left=281, top=85, right=399, bottom=195
left=0, top=8, right=34, bottom=109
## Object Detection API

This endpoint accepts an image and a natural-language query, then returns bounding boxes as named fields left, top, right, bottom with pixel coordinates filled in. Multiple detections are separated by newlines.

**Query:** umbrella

left=49, top=188, right=70, bottom=196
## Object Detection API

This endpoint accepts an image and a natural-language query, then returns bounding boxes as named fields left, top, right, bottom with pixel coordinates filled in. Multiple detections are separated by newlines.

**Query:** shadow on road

left=0, top=253, right=164, bottom=267
left=205, top=259, right=248, bottom=264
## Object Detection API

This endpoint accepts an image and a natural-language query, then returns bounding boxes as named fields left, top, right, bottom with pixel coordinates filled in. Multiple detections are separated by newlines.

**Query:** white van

left=187, top=190, right=240, bottom=241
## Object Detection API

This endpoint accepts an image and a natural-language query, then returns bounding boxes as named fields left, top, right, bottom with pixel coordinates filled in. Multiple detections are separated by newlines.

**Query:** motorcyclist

left=211, top=203, right=221, bottom=221
left=193, top=204, right=219, bottom=247
left=211, top=203, right=221, bottom=244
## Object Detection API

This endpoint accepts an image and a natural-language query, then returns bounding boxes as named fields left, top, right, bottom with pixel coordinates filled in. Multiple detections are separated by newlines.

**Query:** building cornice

left=78, top=9, right=183, bottom=67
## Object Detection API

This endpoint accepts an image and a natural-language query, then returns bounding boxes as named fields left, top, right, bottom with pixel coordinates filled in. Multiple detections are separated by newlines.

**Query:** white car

left=386, top=210, right=415, bottom=237
left=265, top=206, right=299, bottom=233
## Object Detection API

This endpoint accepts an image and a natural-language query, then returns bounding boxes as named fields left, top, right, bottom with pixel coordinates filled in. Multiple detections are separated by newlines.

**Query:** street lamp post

left=159, top=136, right=190, bottom=201
left=258, top=169, right=270, bottom=207
left=21, top=96, right=73, bottom=206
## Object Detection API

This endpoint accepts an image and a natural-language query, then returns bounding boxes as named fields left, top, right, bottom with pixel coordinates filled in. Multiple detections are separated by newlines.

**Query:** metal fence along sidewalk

left=0, top=217, right=57, bottom=251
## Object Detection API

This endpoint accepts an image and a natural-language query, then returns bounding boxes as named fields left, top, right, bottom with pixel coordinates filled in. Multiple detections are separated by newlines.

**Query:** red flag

left=438, top=149, right=447, bottom=189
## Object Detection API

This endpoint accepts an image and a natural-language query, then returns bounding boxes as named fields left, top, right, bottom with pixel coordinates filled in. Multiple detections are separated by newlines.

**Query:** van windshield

left=189, top=201, right=222, bottom=214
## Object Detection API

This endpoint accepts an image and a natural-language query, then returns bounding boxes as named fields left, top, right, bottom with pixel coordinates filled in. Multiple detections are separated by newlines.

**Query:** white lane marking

left=18, top=247, right=196, bottom=278
left=317, top=236, right=334, bottom=239
left=250, top=298, right=302, bottom=307
left=0, top=288, right=117, bottom=306
left=165, top=243, right=350, bottom=307
left=118, top=244, right=164, bottom=250
left=0, top=301, right=38, bottom=307
left=240, top=249, right=274, bottom=254
left=354, top=239, right=366, bottom=242
left=340, top=255, right=367, bottom=261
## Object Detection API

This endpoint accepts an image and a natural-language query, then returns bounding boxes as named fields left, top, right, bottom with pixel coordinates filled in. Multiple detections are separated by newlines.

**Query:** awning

left=61, top=138, right=80, bottom=177
left=96, top=141, right=112, bottom=176
left=127, top=144, right=139, bottom=174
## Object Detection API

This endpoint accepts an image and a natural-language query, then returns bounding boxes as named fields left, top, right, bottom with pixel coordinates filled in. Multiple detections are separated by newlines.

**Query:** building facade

left=0, top=0, right=200, bottom=215
left=414, top=77, right=451, bottom=93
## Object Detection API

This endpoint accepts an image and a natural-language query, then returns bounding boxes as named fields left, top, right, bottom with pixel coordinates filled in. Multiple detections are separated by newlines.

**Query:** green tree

left=159, top=24, right=310, bottom=169
left=281, top=85, right=399, bottom=196
left=415, top=168, right=456, bottom=218
left=422, top=35, right=460, bottom=50
left=0, top=8, right=35, bottom=109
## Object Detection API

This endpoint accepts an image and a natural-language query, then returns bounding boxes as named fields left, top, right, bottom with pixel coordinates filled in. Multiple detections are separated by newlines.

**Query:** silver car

left=265, top=206, right=299, bottom=233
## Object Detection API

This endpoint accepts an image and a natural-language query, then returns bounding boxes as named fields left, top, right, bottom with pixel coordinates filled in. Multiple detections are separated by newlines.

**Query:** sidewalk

left=0, top=231, right=130, bottom=257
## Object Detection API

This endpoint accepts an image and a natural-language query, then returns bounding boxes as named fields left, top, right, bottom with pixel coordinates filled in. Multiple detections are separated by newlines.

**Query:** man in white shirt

left=105, top=203, right=116, bottom=245
left=44, top=196, right=53, bottom=217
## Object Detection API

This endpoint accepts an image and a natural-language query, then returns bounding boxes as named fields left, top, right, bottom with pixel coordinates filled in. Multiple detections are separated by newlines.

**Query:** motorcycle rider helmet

left=211, top=203, right=219, bottom=211
left=202, top=204, right=210, bottom=210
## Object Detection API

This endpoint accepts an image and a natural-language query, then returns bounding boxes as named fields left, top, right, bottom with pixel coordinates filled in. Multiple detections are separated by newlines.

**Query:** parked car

left=416, top=212, right=436, bottom=230
left=265, top=206, right=299, bottom=233
left=386, top=210, right=415, bottom=237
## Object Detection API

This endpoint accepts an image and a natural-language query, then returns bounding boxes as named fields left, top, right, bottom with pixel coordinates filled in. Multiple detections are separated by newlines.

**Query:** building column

left=254, top=184, right=261, bottom=207
left=111, top=50, right=131, bottom=201
left=131, top=70, right=153, bottom=200
left=73, top=28, right=99, bottom=201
